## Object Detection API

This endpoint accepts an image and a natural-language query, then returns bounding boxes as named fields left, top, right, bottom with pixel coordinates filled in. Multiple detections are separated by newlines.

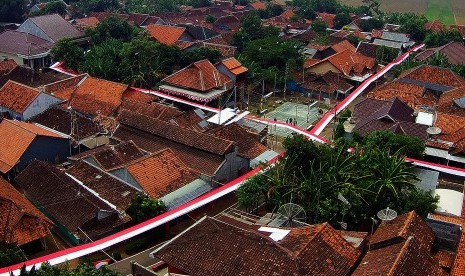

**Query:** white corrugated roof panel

left=434, top=189, right=464, bottom=216
left=416, top=112, right=434, bottom=126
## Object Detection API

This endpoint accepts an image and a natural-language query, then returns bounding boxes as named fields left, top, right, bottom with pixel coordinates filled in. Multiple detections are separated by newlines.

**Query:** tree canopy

left=0, top=0, right=27, bottom=22
left=126, top=194, right=167, bottom=223
left=76, top=0, right=119, bottom=13
left=18, top=261, right=118, bottom=276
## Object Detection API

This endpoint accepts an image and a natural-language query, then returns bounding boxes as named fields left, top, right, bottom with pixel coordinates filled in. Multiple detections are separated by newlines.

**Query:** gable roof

left=163, top=59, right=232, bottom=92
left=0, top=80, right=40, bottom=114
left=25, top=14, right=83, bottom=42
left=69, top=140, right=146, bottom=171
left=415, top=42, right=465, bottom=65
left=399, top=65, right=465, bottom=89
left=331, top=40, right=356, bottom=53
left=250, top=1, right=267, bottom=10
left=316, top=12, right=336, bottom=28
left=356, top=42, right=382, bottom=59
left=69, top=75, right=128, bottom=116
left=153, top=216, right=361, bottom=275
left=146, top=24, right=187, bottom=45
left=0, top=178, right=53, bottom=246
left=0, top=119, right=66, bottom=173
left=209, top=123, right=268, bottom=159
left=0, top=30, right=52, bottom=56
left=367, top=81, right=433, bottom=109
left=354, top=237, right=447, bottom=276
left=117, top=110, right=235, bottom=156
left=218, top=57, right=248, bottom=75
left=306, top=49, right=376, bottom=77
left=120, top=100, right=183, bottom=121
left=15, top=160, right=131, bottom=239
left=126, top=148, right=199, bottom=198
left=369, top=211, right=436, bottom=250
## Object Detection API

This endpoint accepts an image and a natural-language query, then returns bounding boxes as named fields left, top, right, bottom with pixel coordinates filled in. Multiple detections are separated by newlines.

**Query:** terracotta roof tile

left=122, top=88, right=157, bottom=103
left=119, top=100, right=182, bottom=121
left=367, top=81, right=429, bottom=109
left=316, top=12, right=336, bottom=28
left=169, top=109, right=212, bottom=132
left=307, top=50, right=375, bottom=77
left=219, top=57, right=248, bottom=75
left=126, top=148, right=199, bottom=198
left=69, top=76, right=128, bottom=116
left=209, top=123, right=268, bottom=159
left=250, top=1, right=267, bottom=10
left=154, top=217, right=360, bottom=275
left=74, top=17, right=100, bottom=30
left=163, top=59, right=232, bottom=92
left=435, top=250, right=455, bottom=268
left=399, top=65, right=465, bottom=88
left=331, top=40, right=356, bottom=53
left=0, top=178, right=53, bottom=246
left=15, top=161, right=130, bottom=240
left=354, top=237, right=447, bottom=276
left=146, top=24, right=187, bottom=45
left=369, top=211, right=436, bottom=250
left=0, top=80, right=40, bottom=113
left=117, top=110, right=235, bottom=156
left=69, top=140, right=146, bottom=171
left=0, top=119, right=66, bottom=173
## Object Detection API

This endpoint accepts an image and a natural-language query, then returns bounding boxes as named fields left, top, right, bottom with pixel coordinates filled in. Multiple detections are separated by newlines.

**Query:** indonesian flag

left=93, top=259, right=111, bottom=269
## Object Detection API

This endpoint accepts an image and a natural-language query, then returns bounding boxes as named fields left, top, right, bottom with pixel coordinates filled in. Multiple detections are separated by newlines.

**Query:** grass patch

left=425, top=0, right=455, bottom=25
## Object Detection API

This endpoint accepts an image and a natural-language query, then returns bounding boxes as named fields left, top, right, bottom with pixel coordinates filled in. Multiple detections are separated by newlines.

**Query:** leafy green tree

left=399, top=16, right=428, bottom=41
left=376, top=45, right=399, bottom=64
left=333, top=13, right=351, bottom=29
left=205, top=14, right=216, bottom=23
left=295, top=7, right=316, bottom=20
left=42, top=1, right=68, bottom=16
left=334, top=123, right=345, bottom=140
left=126, top=194, right=167, bottom=223
left=231, top=12, right=279, bottom=51
left=311, top=19, right=327, bottom=35
left=361, top=17, right=384, bottom=32
left=363, top=131, right=425, bottom=158
left=190, top=0, right=211, bottom=8
left=283, top=134, right=320, bottom=169
left=236, top=174, right=268, bottom=211
left=51, top=38, right=84, bottom=71
left=180, top=47, right=222, bottom=66
left=19, top=260, right=119, bottom=275
left=76, top=0, right=118, bottom=13
left=0, top=246, right=26, bottom=267
left=79, top=39, right=124, bottom=80
left=424, top=29, right=463, bottom=47
left=87, top=16, right=137, bottom=44
left=0, top=0, right=27, bottom=22
left=362, top=0, right=382, bottom=17
left=125, top=0, right=180, bottom=13
left=394, top=189, right=439, bottom=219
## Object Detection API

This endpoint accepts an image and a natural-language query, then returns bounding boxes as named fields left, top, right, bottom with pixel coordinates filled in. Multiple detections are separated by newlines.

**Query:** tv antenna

left=276, top=203, right=306, bottom=228
left=377, top=207, right=397, bottom=221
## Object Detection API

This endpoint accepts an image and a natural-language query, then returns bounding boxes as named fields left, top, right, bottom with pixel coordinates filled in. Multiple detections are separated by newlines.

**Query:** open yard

left=342, top=0, right=465, bottom=24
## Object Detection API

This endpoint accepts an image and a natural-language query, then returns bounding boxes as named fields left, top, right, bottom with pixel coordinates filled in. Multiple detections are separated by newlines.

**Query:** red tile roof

left=0, top=120, right=66, bottom=173
left=117, top=110, right=235, bottom=156
left=209, top=123, right=268, bottom=159
left=331, top=40, right=356, bottom=53
left=126, top=148, right=199, bottom=198
left=369, top=211, right=435, bottom=250
left=44, top=74, right=87, bottom=100
left=119, top=100, right=183, bottom=121
left=316, top=12, right=336, bottom=28
left=250, top=1, right=267, bottom=10
left=146, top=24, right=187, bottom=45
left=122, top=88, right=157, bottom=103
left=367, top=81, right=431, bottom=109
left=0, top=80, right=40, bottom=113
left=0, top=178, right=53, bottom=246
left=154, top=217, right=361, bottom=275
left=163, top=59, right=232, bottom=92
left=69, top=76, right=128, bottom=116
left=219, top=57, right=248, bottom=75
left=307, top=50, right=376, bottom=77
left=354, top=236, right=447, bottom=276
left=74, top=16, right=100, bottom=30
left=399, top=65, right=465, bottom=88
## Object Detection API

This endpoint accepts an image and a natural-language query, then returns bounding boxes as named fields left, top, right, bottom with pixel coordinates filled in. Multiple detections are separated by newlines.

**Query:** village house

left=159, top=59, right=234, bottom=104
left=0, top=119, right=70, bottom=177
left=0, top=177, right=54, bottom=250
left=15, top=160, right=138, bottom=244
left=415, top=42, right=465, bottom=65
left=0, top=80, right=62, bottom=120
left=16, top=14, right=83, bottom=43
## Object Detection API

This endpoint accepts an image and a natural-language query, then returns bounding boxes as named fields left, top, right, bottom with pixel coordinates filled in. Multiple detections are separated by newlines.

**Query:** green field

left=425, top=0, right=455, bottom=25
left=342, top=0, right=465, bottom=25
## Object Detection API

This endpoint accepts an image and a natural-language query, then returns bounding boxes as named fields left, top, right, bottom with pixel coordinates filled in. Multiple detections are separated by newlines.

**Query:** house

left=15, top=160, right=136, bottom=244
left=351, top=97, right=429, bottom=141
left=372, top=31, right=415, bottom=49
left=150, top=216, right=361, bottom=275
left=73, top=16, right=100, bottom=31
left=113, top=110, right=246, bottom=183
left=215, top=57, right=248, bottom=83
left=64, top=75, right=129, bottom=117
left=0, top=120, right=70, bottom=176
left=0, top=177, right=53, bottom=247
left=353, top=211, right=446, bottom=275
left=0, top=80, right=62, bottom=120
left=208, top=123, right=278, bottom=168
left=301, top=71, right=354, bottom=100
left=244, top=1, right=267, bottom=10
left=0, top=30, right=53, bottom=69
left=30, top=0, right=68, bottom=15
left=159, top=59, right=233, bottom=103
left=213, top=15, right=241, bottom=33
left=29, top=106, right=108, bottom=150
left=16, top=14, right=83, bottom=43
left=316, top=12, right=336, bottom=28
left=415, top=42, right=465, bottom=65
left=304, top=49, right=376, bottom=82
left=356, top=42, right=382, bottom=60
left=146, top=24, right=193, bottom=45
left=0, top=64, right=70, bottom=88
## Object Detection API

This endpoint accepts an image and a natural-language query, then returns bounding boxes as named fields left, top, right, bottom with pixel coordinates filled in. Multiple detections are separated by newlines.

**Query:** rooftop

left=0, top=30, right=52, bottom=56
left=25, top=13, right=83, bottom=42
left=146, top=24, right=187, bottom=45
left=0, top=80, right=40, bottom=114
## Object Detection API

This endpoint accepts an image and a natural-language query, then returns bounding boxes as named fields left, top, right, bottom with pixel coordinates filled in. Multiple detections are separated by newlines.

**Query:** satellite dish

left=377, top=207, right=397, bottom=221
left=427, top=127, right=442, bottom=135
left=276, top=203, right=306, bottom=228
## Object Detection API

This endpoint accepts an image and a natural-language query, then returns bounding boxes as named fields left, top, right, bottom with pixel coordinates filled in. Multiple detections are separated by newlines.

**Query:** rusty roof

left=0, top=177, right=53, bottom=246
